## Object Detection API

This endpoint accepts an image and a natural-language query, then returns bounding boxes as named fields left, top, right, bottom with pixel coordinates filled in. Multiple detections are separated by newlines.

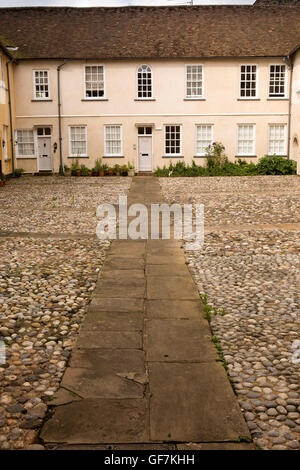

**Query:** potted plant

left=14, top=168, right=24, bottom=178
left=108, top=167, right=114, bottom=176
left=70, top=158, right=80, bottom=176
left=80, top=164, right=89, bottom=177
left=64, top=164, right=71, bottom=176
left=128, top=161, right=135, bottom=177
left=99, top=163, right=108, bottom=177
left=114, top=164, right=121, bottom=176
left=91, top=167, right=98, bottom=176
left=121, top=164, right=128, bottom=176
left=94, top=157, right=103, bottom=176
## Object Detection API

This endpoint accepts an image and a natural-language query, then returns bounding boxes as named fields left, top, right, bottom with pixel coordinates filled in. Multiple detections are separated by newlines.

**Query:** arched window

left=137, top=65, right=152, bottom=99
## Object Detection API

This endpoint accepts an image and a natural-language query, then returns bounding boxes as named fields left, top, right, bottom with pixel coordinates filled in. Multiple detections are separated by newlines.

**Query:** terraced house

left=0, top=1, right=300, bottom=175
left=0, top=43, right=15, bottom=177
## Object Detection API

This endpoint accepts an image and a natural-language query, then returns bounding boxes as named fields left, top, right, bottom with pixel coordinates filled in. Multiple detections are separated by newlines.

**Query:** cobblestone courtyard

left=160, top=175, right=300, bottom=450
left=0, top=176, right=131, bottom=449
left=0, top=174, right=299, bottom=450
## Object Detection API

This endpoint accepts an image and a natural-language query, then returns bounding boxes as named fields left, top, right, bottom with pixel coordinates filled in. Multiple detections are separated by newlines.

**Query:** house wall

left=0, top=50, right=15, bottom=176
left=290, top=49, right=300, bottom=175
left=14, top=58, right=290, bottom=173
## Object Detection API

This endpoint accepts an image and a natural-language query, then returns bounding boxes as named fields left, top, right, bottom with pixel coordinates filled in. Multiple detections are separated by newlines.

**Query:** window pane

left=237, top=125, right=255, bottom=155
left=186, top=65, right=203, bottom=97
left=196, top=125, right=213, bottom=155
left=268, top=124, right=286, bottom=155
left=165, top=125, right=181, bottom=155
left=70, top=126, right=87, bottom=156
left=137, top=65, right=152, bottom=98
left=240, top=65, right=257, bottom=98
left=17, top=129, right=35, bottom=155
left=105, top=125, right=122, bottom=155
left=269, top=65, right=286, bottom=97
left=85, top=66, right=104, bottom=98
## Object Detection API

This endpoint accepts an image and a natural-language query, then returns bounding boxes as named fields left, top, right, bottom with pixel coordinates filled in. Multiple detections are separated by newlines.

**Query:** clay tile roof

left=0, top=5, right=300, bottom=60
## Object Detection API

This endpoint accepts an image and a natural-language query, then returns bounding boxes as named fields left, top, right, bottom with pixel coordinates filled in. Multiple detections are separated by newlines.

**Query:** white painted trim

left=164, top=124, right=182, bottom=156
left=236, top=123, right=256, bottom=156
left=268, top=64, right=287, bottom=99
left=68, top=125, right=88, bottom=157
left=136, top=64, right=153, bottom=100
left=194, top=123, right=214, bottom=156
left=83, top=64, right=106, bottom=100
left=239, top=63, right=259, bottom=100
left=104, top=124, right=123, bottom=156
left=185, top=64, right=204, bottom=99
left=16, top=113, right=289, bottom=119
left=33, top=69, right=50, bottom=101
left=15, top=128, right=36, bottom=159
left=267, top=123, right=288, bottom=156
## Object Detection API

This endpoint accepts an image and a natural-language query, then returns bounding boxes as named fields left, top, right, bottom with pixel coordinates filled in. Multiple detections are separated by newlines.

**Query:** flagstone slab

left=149, top=362, right=250, bottom=442
left=69, top=348, right=145, bottom=372
left=94, top=278, right=146, bottom=298
left=147, top=254, right=186, bottom=265
left=147, top=276, right=199, bottom=300
left=41, top=398, right=149, bottom=444
left=80, top=311, right=143, bottom=332
left=77, top=330, right=142, bottom=349
left=53, top=444, right=176, bottom=450
left=103, top=256, right=145, bottom=270
left=176, top=443, right=255, bottom=450
left=146, top=264, right=191, bottom=277
left=109, top=242, right=146, bottom=257
left=88, top=297, right=144, bottom=313
left=100, top=269, right=145, bottom=280
left=60, top=367, right=144, bottom=399
left=146, top=299, right=205, bottom=319
left=144, top=319, right=217, bottom=362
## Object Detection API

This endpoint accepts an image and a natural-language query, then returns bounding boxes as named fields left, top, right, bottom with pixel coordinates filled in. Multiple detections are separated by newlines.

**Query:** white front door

left=38, top=137, right=52, bottom=171
left=138, top=136, right=152, bottom=171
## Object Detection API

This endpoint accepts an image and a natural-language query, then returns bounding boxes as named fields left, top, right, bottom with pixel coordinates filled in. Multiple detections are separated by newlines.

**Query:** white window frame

left=15, top=129, right=35, bottom=158
left=164, top=125, right=182, bottom=156
left=104, top=125, right=123, bottom=156
left=68, top=125, right=88, bottom=157
left=83, top=64, right=106, bottom=100
left=236, top=124, right=256, bottom=156
left=268, top=64, right=287, bottom=99
left=195, top=124, right=213, bottom=156
left=136, top=65, right=153, bottom=100
left=33, top=70, right=50, bottom=100
left=268, top=124, right=287, bottom=156
left=239, top=64, right=258, bottom=100
left=185, top=64, right=204, bottom=99
left=3, top=125, right=8, bottom=160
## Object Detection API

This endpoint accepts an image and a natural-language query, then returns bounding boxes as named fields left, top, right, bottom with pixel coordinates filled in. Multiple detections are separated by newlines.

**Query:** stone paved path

left=40, top=177, right=253, bottom=450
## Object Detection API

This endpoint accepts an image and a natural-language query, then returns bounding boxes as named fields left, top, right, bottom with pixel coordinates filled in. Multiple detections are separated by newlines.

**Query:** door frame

left=35, top=127, right=53, bottom=172
left=137, top=129, right=153, bottom=172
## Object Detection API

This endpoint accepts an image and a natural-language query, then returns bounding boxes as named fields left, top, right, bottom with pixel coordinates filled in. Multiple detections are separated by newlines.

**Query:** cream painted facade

left=12, top=56, right=297, bottom=173
left=0, top=48, right=15, bottom=176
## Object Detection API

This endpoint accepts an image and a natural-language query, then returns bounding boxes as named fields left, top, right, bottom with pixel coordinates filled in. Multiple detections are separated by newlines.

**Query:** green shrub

left=153, top=146, right=297, bottom=178
left=153, top=157, right=297, bottom=177
left=256, top=155, right=296, bottom=175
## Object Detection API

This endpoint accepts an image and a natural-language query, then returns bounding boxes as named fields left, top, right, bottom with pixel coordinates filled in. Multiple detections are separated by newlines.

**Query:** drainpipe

left=284, top=55, right=294, bottom=160
left=6, top=58, right=15, bottom=175
left=57, top=60, right=67, bottom=175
